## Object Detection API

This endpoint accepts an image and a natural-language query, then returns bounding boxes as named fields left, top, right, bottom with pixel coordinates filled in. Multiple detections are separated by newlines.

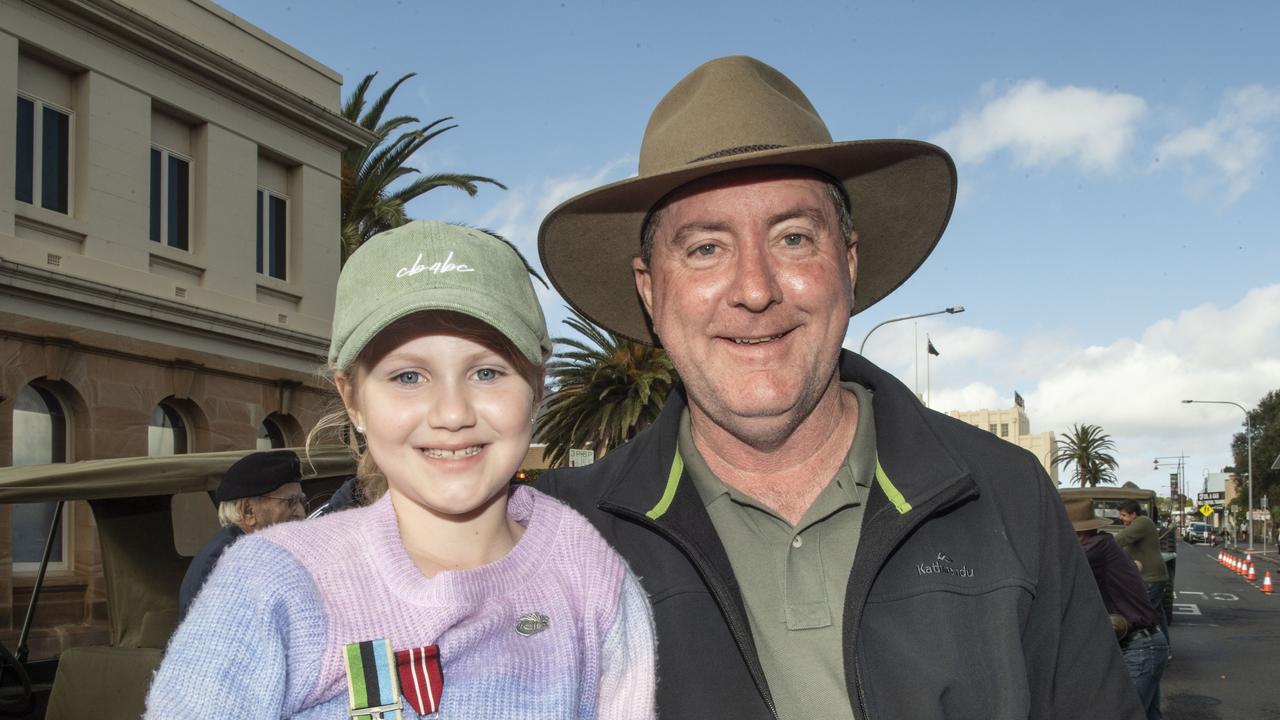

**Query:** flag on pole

left=1014, top=391, right=1025, bottom=409
left=927, top=339, right=939, bottom=356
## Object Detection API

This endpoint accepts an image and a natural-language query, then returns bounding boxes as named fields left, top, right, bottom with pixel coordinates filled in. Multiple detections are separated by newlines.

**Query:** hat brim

left=1072, top=516, right=1111, bottom=532
left=538, top=139, right=957, bottom=344
left=334, top=287, right=548, bottom=371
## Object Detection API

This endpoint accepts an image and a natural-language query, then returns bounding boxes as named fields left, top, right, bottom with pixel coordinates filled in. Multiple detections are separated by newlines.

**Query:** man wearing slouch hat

left=536, top=55, right=1143, bottom=719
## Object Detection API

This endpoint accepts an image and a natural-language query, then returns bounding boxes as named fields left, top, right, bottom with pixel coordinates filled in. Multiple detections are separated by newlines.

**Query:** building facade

left=0, top=0, right=373, bottom=659
left=946, top=404, right=1060, bottom=484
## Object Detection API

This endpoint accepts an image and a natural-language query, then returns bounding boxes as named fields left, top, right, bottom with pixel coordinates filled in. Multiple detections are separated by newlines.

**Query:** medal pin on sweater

left=344, top=639, right=444, bottom=718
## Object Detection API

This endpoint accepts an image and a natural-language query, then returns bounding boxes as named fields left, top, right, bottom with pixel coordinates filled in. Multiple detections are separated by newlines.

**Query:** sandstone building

left=947, top=403, right=1060, bottom=484
left=0, top=0, right=373, bottom=659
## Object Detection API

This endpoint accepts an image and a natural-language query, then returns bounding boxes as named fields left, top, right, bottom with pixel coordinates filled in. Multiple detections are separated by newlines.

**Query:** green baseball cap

left=329, top=221, right=551, bottom=371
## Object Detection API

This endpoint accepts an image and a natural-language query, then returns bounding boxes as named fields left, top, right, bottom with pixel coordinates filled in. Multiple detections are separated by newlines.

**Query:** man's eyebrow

left=668, top=221, right=730, bottom=245
left=767, top=207, right=828, bottom=228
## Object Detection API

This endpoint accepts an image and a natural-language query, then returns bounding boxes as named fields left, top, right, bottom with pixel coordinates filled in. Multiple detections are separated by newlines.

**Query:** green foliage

left=1228, top=389, right=1280, bottom=513
left=535, top=308, right=677, bottom=467
left=1052, top=423, right=1119, bottom=488
left=340, top=72, right=505, bottom=261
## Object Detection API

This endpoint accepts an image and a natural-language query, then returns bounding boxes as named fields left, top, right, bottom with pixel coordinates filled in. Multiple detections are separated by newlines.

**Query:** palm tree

left=535, top=308, right=677, bottom=467
left=1052, top=423, right=1119, bottom=487
left=340, top=72, right=505, bottom=261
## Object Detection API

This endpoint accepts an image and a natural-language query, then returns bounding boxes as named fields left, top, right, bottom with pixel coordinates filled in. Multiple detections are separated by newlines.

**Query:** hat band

left=691, top=144, right=785, bottom=163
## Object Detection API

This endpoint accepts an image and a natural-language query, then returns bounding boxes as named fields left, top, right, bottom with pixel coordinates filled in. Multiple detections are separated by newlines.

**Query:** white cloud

left=877, top=285, right=1280, bottom=493
left=475, top=157, right=636, bottom=336
left=1155, top=84, right=1280, bottom=202
left=933, top=80, right=1147, bottom=171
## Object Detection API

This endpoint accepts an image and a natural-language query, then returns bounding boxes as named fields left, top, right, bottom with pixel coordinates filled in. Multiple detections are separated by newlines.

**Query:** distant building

left=1, top=0, right=374, bottom=660
left=946, top=404, right=1059, bottom=484
left=1201, top=472, right=1240, bottom=529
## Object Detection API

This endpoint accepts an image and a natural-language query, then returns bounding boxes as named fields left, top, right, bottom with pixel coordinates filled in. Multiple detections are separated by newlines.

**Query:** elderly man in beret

left=178, top=449, right=306, bottom=620
left=537, top=56, right=1143, bottom=719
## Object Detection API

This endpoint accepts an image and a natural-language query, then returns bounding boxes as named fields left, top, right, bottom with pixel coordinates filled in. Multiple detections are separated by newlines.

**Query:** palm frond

left=534, top=307, right=677, bottom=467
left=340, top=72, right=505, bottom=263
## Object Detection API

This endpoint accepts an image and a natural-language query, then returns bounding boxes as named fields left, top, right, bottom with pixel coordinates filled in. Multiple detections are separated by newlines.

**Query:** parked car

left=1058, top=487, right=1176, bottom=625
left=1183, top=522, right=1216, bottom=545
left=0, top=447, right=354, bottom=720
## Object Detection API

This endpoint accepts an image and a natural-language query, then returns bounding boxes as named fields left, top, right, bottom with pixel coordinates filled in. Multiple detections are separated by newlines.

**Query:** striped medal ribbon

left=343, top=638, right=403, bottom=719
left=395, top=645, right=444, bottom=716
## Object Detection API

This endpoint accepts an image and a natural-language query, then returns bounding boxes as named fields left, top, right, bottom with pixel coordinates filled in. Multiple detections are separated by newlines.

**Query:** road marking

left=1174, top=591, right=1238, bottom=601
left=1172, top=603, right=1201, bottom=616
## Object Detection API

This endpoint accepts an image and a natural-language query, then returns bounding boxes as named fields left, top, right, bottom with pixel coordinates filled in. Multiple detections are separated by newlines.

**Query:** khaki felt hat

left=1063, top=496, right=1111, bottom=532
left=538, top=55, right=957, bottom=345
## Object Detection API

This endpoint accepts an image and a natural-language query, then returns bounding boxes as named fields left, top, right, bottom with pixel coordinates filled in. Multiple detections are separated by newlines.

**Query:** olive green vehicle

left=1058, top=486, right=1177, bottom=625
left=0, top=448, right=354, bottom=719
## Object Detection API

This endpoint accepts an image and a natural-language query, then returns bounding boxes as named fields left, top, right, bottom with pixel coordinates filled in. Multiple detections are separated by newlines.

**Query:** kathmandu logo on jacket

left=918, top=551, right=975, bottom=578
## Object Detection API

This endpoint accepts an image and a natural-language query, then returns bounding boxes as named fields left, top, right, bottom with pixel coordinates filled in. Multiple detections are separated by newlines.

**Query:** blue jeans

left=1146, top=580, right=1170, bottom=650
left=1122, top=629, right=1169, bottom=720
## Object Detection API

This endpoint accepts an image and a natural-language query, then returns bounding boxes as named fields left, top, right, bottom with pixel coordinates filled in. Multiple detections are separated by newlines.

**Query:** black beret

left=216, top=450, right=301, bottom=502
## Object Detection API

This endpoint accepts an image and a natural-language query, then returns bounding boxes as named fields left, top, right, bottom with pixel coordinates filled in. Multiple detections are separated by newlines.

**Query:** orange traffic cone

left=1264, top=572, right=1273, bottom=594
left=1246, top=551, right=1253, bottom=566
left=1248, top=563, right=1257, bottom=581
left=1218, top=550, right=1224, bottom=564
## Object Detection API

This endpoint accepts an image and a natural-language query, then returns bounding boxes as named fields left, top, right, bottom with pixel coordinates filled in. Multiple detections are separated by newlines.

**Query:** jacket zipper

left=602, top=502, right=781, bottom=720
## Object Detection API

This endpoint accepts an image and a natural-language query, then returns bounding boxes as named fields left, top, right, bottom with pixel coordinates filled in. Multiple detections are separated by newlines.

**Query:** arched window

left=148, top=401, right=188, bottom=457
left=11, top=383, right=69, bottom=571
left=257, top=415, right=287, bottom=450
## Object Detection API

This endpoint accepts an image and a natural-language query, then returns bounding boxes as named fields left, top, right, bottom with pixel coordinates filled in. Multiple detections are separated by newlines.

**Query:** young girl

left=147, top=221, right=656, bottom=719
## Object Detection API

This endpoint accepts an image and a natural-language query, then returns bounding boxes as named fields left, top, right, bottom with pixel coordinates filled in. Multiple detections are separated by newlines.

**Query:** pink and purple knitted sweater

left=146, top=485, right=656, bottom=718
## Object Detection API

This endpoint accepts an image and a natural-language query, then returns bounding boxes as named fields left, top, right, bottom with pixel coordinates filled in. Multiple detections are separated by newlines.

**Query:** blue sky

left=222, top=0, right=1280, bottom=497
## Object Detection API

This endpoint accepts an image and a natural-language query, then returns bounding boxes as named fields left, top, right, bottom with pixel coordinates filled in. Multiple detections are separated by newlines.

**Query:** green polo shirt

left=680, top=382, right=876, bottom=720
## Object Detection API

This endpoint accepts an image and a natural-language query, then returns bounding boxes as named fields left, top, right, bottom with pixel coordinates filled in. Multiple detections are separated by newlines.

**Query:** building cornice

left=27, top=0, right=378, bottom=152
left=0, top=258, right=329, bottom=364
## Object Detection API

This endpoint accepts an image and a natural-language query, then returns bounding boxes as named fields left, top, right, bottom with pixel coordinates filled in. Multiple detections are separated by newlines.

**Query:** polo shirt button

left=792, top=536, right=803, bottom=549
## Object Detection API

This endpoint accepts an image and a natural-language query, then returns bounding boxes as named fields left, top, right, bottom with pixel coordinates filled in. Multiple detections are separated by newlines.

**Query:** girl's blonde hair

left=306, top=311, right=546, bottom=504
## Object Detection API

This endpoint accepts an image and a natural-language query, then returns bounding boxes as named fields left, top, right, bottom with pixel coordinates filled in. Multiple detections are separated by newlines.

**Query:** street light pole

left=1155, top=455, right=1188, bottom=535
left=1183, top=399, right=1253, bottom=550
left=859, top=306, right=965, bottom=355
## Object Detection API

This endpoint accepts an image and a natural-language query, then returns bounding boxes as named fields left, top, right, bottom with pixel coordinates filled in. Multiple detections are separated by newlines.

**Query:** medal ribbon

left=343, top=639, right=403, bottom=719
left=395, top=645, right=444, bottom=716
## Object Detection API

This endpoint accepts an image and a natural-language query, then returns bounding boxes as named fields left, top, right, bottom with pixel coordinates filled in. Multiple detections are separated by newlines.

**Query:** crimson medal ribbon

left=395, top=645, right=444, bottom=715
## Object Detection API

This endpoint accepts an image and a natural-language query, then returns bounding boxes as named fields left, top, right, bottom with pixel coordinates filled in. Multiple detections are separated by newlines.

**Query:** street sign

left=1199, top=504, right=1214, bottom=518
left=568, top=448, right=595, bottom=467
left=1250, top=509, right=1269, bottom=520
left=1197, top=491, right=1225, bottom=509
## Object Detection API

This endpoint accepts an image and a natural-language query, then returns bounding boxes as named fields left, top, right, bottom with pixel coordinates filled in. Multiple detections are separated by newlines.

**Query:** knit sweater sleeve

left=145, top=536, right=327, bottom=719
left=596, top=565, right=657, bottom=720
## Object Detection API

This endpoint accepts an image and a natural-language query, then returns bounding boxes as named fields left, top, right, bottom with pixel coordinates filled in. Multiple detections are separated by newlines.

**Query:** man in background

left=178, top=449, right=306, bottom=619
left=1069, top=496, right=1168, bottom=719
left=1117, top=499, right=1171, bottom=646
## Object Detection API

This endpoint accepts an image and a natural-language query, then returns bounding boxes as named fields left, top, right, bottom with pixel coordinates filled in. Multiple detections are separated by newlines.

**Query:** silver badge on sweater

left=516, top=612, right=550, bottom=637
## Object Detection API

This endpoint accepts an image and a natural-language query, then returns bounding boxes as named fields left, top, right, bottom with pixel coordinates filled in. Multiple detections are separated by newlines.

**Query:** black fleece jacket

left=539, top=351, right=1144, bottom=719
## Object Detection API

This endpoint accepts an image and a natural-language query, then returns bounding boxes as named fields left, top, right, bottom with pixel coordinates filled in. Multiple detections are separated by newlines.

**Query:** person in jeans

left=1067, top=496, right=1168, bottom=719
left=1117, top=499, right=1171, bottom=647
